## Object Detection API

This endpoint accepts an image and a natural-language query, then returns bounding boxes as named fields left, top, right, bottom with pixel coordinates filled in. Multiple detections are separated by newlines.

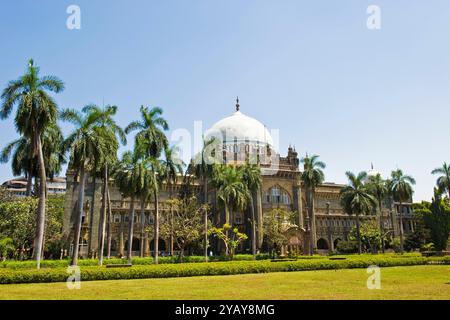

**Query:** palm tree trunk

left=204, top=207, right=208, bottom=262
left=33, top=134, right=47, bottom=269
left=250, top=193, right=256, bottom=260
left=378, top=197, right=385, bottom=253
left=71, top=165, right=86, bottom=266
left=98, top=165, right=108, bottom=266
left=126, top=197, right=135, bottom=264
left=169, top=204, right=174, bottom=256
left=139, top=197, right=146, bottom=258
left=106, top=186, right=112, bottom=259
left=26, top=173, right=33, bottom=197
left=153, top=189, right=159, bottom=264
left=399, top=201, right=404, bottom=254
left=356, top=213, right=362, bottom=254
left=87, top=176, right=96, bottom=258
left=203, top=177, right=208, bottom=262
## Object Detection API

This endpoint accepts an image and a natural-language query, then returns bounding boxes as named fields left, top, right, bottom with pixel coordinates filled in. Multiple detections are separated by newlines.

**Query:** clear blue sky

left=1, top=0, right=449, bottom=201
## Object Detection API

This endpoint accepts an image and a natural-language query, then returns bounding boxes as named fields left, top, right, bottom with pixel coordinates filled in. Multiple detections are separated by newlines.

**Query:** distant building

left=1, top=177, right=66, bottom=197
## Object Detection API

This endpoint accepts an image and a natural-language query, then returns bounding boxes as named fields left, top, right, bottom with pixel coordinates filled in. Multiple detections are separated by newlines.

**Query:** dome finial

left=371, top=162, right=374, bottom=170
left=235, top=96, right=240, bottom=112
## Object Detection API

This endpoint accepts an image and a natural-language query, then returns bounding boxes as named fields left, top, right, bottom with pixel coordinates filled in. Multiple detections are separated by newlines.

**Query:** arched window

left=265, top=186, right=291, bottom=205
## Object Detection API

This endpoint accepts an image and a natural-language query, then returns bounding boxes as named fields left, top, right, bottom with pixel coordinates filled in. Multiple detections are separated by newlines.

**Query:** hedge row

left=0, top=255, right=444, bottom=284
left=0, top=252, right=423, bottom=270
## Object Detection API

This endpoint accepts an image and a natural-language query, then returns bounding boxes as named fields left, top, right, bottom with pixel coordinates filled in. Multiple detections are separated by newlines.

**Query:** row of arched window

left=264, top=186, right=291, bottom=205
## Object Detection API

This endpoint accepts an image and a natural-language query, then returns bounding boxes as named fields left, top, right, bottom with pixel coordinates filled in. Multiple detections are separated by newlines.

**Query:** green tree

left=241, top=163, right=262, bottom=259
left=212, top=164, right=251, bottom=255
left=209, top=224, right=248, bottom=260
left=300, top=154, right=326, bottom=255
left=423, top=191, right=450, bottom=251
left=81, top=104, right=126, bottom=265
left=1, top=59, right=64, bottom=268
left=61, top=107, right=115, bottom=266
left=340, top=171, right=377, bottom=254
left=0, top=236, right=15, bottom=261
left=390, top=169, right=416, bottom=253
left=431, top=162, right=450, bottom=199
left=114, top=150, right=147, bottom=264
left=349, top=220, right=381, bottom=253
left=263, top=208, right=295, bottom=258
left=125, top=105, right=169, bottom=264
left=366, top=173, right=388, bottom=252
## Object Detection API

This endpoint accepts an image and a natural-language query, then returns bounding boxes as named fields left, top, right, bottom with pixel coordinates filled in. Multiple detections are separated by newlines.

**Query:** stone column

left=293, top=183, right=303, bottom=229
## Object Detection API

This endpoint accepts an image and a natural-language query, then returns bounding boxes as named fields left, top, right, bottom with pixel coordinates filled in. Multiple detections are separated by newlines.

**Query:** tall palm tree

left=1, top=59, right=64, bottom=269
left=390, top=169, right=416, bottom=254
left=125, top=105, right=169, bottom=264
left=61, top=107, right=114, bottom=266
left=82, top=104, right=126, bottom=265
left=192, top=137, right=218, bottom=260
left=431, top=162, right=450, bottom=199
left=212, top=165, right=250, bottom=255
left=300, top=154, right=325, bottom=255
left=160, top=146, right=184, bottom=257
left=114, top=150, right=145, bottom=264
left=366, top=173, right=388, bottom=253
left=340, top=171, right=377, bottom=254
left=241, top=163, right=262, bottom=259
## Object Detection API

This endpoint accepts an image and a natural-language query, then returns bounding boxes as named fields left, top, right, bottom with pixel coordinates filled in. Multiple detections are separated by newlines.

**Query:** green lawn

left=1, top=265, right=449, bottom=300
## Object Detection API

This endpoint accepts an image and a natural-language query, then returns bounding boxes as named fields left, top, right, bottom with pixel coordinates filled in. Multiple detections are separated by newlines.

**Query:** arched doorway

left=334, top=238, right=342, bottom=249
left=317, top=238, right=329, bottom=250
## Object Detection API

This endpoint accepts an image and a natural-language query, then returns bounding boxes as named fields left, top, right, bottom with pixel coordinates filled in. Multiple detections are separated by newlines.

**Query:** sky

left=0, top=0, right=449, bottom=202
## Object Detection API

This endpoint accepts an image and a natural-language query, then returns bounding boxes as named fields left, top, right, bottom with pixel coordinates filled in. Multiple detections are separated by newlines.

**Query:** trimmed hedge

left=0, top=255, right=444, bottom=284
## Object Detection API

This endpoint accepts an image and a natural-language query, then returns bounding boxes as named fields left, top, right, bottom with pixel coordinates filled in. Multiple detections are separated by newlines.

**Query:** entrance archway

left=317, top=238, right=329, bottom=250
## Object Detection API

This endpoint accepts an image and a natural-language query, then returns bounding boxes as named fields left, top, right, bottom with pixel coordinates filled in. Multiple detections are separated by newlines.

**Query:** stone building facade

left=63, top=102, right=415, bottom=257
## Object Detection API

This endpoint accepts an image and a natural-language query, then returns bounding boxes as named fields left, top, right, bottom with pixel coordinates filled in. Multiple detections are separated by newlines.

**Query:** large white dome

left=205, top=109, right=273, bottom=147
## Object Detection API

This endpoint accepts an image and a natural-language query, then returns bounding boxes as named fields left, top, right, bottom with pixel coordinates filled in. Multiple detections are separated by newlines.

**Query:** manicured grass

left=1, top=265, right=449, bottom=300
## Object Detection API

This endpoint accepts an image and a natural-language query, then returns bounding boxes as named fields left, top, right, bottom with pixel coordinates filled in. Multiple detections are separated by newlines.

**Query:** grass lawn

left=1, top=265, right=449, bottom=300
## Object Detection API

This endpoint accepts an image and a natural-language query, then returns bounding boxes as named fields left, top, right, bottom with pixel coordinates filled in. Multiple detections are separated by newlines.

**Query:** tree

left=170, top=197, right=208, bottom=261
left=422, top=191, right=450, bottom=251
left=431, top=162, right=450, bottom=199
left=125, top=105, right=169, bottom=264
left=349, top=220, right=381, bottom=253
left=0, top=236, right=15, bottom=261
left=114, top=150, right=146, bottom=264
left=1, top=124, right=66, bottom=197
left=192, top=137, right=218, bottom=261
left=340, top=171, right=377, bottom=254
left=390, top=169, right=416, bottom=253
left=300, top=154, right=325, bottom=255
left=81, top=104, right=126, bottom=265
left=1, top=59, right=64, bottom=268
left=263, top=208, right=295, bottom=258
left=209, top=224, right=248, bottom=260
left=212, top=165, right=250, bottom=255
left=160, top=146, right=184, bottom=257
left=61, top=107, right=115, bottom=266
left=241, top=163, right=262, bottom=259
left=366, top=173, right=388, bottom=252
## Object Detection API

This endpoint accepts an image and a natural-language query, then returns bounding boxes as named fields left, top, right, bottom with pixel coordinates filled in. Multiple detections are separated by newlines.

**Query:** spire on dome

left=371, top=162, right=374, bottom=170
left=235, top=96, right=240, bottom=112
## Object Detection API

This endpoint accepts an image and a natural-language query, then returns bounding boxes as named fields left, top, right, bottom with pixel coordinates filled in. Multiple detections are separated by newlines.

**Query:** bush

left=0, top=255, right=440, bottom=284
left=336, top=240, right=359, bottom=254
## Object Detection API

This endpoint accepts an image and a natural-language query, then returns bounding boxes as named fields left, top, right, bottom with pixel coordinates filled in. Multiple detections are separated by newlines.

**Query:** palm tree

left=390, top=169, right=416, bottom=254
left=192, top=137, right=218, bottom=261
left=160, top=146, right=184, bottom=257
left=241, top=163, right=262, bottom=259
left=114, top=150, right=145, bottom=264
left=366, top=173, right=388, bottom=253
left=82, top=104, right=126, bottom=265
left=300, top=154, right=325, bottom=255
left=340, top=171, right=377, bottom=254
left=61, top=107, right=115, bottom=266
left=125, top=105, right=169, bottom=264
left=1, top=59, right=64, bottom=269
left=431, top=162, right=450, bottom=199
left=212, top=165, right=250, bottom=255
